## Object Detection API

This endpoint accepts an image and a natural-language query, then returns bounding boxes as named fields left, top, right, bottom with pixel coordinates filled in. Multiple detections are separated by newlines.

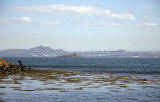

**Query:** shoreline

left=0, top=57, right=31, bottom=74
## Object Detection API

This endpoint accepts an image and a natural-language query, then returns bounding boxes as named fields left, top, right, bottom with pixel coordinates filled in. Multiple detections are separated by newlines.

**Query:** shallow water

left=1, top=58, right=160, bottom=102
left=0, top=71, right=160, bottom=102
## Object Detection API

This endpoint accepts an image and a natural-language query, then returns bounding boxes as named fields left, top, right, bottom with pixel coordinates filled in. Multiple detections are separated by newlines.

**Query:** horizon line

left=0, top=45, right=160, bottom=52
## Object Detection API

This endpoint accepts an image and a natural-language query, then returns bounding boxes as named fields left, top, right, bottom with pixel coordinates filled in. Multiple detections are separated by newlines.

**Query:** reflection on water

left=0, top=70, right=160, bottom=102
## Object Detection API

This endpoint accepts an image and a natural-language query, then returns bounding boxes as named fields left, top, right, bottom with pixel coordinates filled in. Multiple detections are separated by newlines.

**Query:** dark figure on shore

left=18, top=60, right=23, bottom=67
left=18, top=60, right=25, bottom=72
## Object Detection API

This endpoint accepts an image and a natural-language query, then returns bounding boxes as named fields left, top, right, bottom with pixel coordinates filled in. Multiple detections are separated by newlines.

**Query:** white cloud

left=20, top=17, right=32, bottom=23
left=102, top=22, right=125, bottom=26
left=134, top=22, right=158, bottom=32
left=0, top=17, right=32, bottom=23
left=135, top=23, right=157, bottom=27
left=84, top=22, right=158, bottom=28
left=29, top=32, right=40, bottom=34
left=12, top=4, right=135, bottom=20
left=83, top=21, right=159, bottom=32
left=84, top=22, right=125, bottom=26
left=143, top=15, right=148, bottom=19
left=143, top=23, right=157, bottom=27
left=40, top=21, right=61, bottom=25
left=2, top=31, right=40, bottom=35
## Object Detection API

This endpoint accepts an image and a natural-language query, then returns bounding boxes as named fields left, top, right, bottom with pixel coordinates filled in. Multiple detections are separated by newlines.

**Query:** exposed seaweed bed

left=0, top=69, right=160, bottom=102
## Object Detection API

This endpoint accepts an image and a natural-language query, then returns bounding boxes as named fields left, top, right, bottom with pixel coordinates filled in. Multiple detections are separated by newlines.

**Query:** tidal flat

left=0, top=69, right=160, bottom=102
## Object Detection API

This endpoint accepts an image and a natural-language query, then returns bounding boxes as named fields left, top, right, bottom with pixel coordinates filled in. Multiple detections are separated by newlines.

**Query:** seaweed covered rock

left=0, top=57, right=31, bottom=73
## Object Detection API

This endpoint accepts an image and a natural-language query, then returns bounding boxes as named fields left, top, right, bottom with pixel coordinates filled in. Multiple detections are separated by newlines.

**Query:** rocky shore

left=0, top=58, right=31, bottom=73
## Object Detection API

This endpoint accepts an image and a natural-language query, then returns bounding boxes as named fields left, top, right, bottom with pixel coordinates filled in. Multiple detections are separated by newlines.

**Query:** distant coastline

left=58, top=53, right=82, bottom=58
left=0, top=46, right=160, bottom=58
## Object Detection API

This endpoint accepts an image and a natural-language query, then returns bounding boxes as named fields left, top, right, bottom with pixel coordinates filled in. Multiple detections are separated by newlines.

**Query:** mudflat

left=0, top=69, right=160, bottom=102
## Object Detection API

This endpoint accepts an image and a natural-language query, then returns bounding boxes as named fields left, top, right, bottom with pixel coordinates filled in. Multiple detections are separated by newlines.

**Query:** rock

left=0, top=57, right=3, bottom=61
left=0, top=57, right=31, bottom=73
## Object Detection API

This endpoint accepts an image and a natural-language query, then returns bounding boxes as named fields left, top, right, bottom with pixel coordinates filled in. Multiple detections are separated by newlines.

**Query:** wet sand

left=0, top=69, right=160, bottom=102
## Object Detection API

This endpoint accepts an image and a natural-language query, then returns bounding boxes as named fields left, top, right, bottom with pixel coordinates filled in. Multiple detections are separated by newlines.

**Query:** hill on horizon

left=0, top=46, right=160, bottom=58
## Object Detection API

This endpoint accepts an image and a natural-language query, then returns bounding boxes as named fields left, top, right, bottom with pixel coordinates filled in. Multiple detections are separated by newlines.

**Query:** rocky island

left=58, top=53, right=82, bottom=58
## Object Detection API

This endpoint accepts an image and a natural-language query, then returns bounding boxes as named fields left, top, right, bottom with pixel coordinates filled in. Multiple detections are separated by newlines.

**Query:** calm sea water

left=3, top=57, right=160, bottom=74
left=1, top=57, right=160, bottom=102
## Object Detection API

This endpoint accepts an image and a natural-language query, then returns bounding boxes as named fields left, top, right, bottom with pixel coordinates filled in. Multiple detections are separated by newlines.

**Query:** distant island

left=0, top=46, right=160, bottom=58
left=58, top=53, right=82, bottom=58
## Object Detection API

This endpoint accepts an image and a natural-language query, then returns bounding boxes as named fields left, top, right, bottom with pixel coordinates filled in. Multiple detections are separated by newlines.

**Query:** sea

left=1, top=57, right=160, bottom=102
left=3, top=57, right=160, bottom=74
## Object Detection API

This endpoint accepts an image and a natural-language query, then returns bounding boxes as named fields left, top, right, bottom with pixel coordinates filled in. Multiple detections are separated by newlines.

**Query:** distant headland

left=0, top=46, right=160, bottom=58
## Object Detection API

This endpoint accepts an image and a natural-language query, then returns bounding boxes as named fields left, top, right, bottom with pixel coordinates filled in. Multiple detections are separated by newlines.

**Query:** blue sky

left=0, top=0, right=160, bottom=51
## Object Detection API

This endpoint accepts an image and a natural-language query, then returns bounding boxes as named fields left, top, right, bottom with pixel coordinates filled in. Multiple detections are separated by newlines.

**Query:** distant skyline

left=0, top=0, right=160, bottom=51
left=1, top=45, right=160, bottom=52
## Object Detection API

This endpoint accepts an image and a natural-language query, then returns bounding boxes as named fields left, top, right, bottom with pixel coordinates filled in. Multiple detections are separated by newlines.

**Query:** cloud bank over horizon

left=0, top=17, right=32, bottom=23
left=12, top=4, right=135, bottom=20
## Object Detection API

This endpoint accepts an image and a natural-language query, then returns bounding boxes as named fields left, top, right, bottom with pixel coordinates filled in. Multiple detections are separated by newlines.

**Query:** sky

left=0, top=0, right=160, bottom=51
